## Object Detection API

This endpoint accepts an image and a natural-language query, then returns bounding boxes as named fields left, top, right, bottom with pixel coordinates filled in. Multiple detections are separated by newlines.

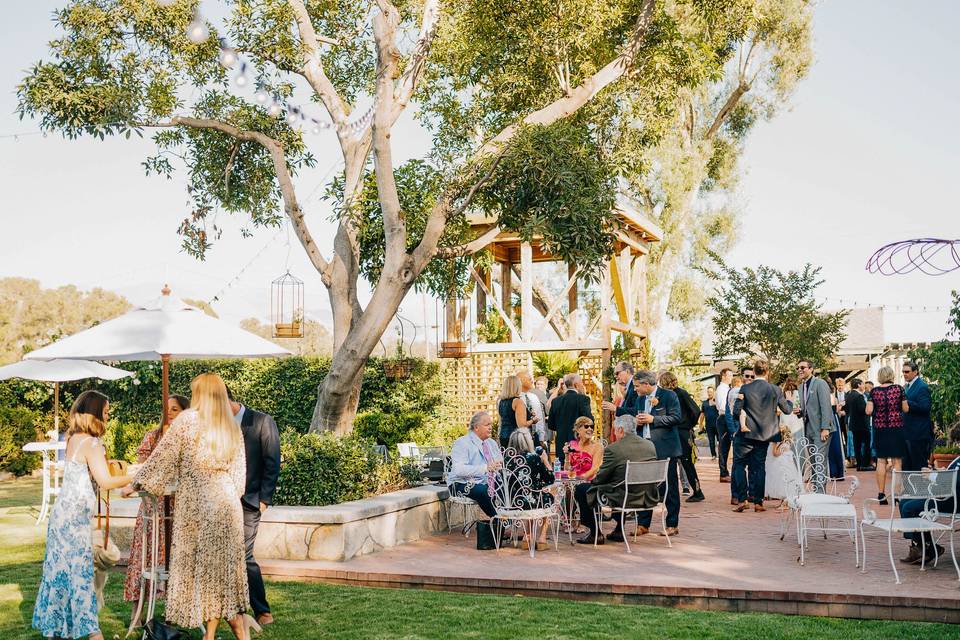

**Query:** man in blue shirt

left=448, top=411, right=503, bottom=519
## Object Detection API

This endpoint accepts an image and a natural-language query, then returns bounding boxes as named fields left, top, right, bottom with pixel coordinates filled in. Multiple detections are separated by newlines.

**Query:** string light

left=817, top=297, right=950, bottom=314
left=155, top=0, right=177, bottom=6
left=219, top=47, right=238, bottom=69
left=186, top=17, right=209, bottom=44
left=254, top=90, right=270, bottom=105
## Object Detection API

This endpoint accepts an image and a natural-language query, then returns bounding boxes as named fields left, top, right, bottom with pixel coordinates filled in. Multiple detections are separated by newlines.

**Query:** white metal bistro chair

left=397, top=442, right=420, bottom=462
left=780, top=436, right=859, bottom=544
left=443, top=455, right=479, bottom=535
left=491, top=448, right=562, bottom=558
left=798, top=501, right=859, bottom=567
left=594, top=459, right=671, bottom=553
left=860, top=468, right=959, bottom=584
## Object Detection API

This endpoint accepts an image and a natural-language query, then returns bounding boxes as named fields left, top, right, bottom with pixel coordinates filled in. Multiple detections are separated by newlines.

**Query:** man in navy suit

left=901, top=361, right=934, bottom=472
left=602, top=361, right=638, bottom=430
left=629, top=369, right=683, bottom=537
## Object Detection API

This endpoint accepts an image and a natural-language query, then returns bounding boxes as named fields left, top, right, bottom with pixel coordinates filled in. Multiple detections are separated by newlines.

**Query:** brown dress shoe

left=900, top=545, right=923, bottom=564
left=719, top=476, right=731, bottom=483
left=257, top=613, right=274, bottom=626
left=659, top=527, right=679, bottom=537
left=732, top=502, right=749, bottom=512
left=753, top=504, right=766, bottom=513
left=635, top=525, right=650, bottom=536
left=730, top=498, right=740, bottom=506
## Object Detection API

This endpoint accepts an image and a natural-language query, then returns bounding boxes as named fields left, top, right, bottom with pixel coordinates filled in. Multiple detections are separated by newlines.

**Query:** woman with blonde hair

left=498, top=374, right=534, bottom=448
left=564, top=417, right=604, bottom=481
left=133, top=373, right=254, bottom=640
left=34, top=390, right=133, bottom=640
left=866, top=366, right=906, bottom=505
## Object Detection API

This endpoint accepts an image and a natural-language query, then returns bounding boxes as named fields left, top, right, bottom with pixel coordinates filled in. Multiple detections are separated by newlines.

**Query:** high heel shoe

left=242, top=614, right=263, bottom=639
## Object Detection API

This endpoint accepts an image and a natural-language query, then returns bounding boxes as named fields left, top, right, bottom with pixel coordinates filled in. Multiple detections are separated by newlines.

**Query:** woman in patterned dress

left=33, top=391, right=133, bottom=639
left=123, top=394, right=190, bottom=604
left=866, top=366, right=906, bottom=505
left=134, top=374, right=255, bottom=640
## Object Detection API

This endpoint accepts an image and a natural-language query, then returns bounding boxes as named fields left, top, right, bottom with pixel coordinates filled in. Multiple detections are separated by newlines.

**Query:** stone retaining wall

left=103, top=484, right=464, bottom=563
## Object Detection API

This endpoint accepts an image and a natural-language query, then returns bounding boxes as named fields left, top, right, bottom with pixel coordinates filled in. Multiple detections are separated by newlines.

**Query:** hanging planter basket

left=439, top=341, right=468, bottom=359
left=384, top=358, right=415, bottom=380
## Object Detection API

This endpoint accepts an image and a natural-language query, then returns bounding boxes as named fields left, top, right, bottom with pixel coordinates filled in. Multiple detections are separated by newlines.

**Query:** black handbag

left=144, top=618, right=185, bottom=640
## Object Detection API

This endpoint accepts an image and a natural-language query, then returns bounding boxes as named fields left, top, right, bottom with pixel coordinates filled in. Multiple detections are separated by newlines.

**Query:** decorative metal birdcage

left=438, top=296, right=469, bottom=358
left=271, top=271, right=304, bottom=338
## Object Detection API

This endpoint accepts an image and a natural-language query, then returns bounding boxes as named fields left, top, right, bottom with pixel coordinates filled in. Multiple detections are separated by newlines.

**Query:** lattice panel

left=577, top=354, right=604, bottom=412
left=440, top=351, right=533, bottom=429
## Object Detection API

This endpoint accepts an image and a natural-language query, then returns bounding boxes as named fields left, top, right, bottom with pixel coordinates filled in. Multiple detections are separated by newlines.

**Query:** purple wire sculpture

left=866, top=238, right=960, bottom=276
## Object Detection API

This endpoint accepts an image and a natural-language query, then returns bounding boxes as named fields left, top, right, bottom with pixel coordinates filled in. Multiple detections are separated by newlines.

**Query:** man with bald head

left=548, top=372, right=593, bottom=467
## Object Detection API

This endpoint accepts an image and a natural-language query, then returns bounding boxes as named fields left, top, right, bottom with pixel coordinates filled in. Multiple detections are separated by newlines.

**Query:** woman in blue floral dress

left=33, top=391, right=132, bottom=639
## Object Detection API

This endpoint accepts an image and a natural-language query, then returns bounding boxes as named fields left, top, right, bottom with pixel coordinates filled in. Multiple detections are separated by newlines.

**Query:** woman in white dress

left=765, top=427, right=797, bottom=505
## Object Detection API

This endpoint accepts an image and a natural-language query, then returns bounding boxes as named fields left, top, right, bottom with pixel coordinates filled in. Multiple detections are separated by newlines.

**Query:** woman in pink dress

left=563, top=417, right=604, bottom=480
left=123, top=394, right=189, bottom=603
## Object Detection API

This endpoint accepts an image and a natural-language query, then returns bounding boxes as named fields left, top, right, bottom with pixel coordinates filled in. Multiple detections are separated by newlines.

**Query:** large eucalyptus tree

left=19, top=0, right=765, bottom=433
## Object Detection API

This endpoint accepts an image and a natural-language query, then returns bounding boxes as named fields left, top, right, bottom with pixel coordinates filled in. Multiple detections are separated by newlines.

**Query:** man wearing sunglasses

left=793, top=359, right=835, bottom=492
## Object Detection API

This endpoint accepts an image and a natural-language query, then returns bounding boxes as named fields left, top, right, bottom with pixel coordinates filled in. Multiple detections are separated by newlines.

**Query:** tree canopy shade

left=705, top=261, right=848, bottom=380
left=18, top=0, right=808, bottom=433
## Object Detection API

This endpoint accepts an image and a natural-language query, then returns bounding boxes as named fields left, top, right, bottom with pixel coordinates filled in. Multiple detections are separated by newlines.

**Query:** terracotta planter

left=930, top=452, right=960, bottom=469
left=439, top=341, right=467, bottom=358
left=384, top=359, right=415, bottom=380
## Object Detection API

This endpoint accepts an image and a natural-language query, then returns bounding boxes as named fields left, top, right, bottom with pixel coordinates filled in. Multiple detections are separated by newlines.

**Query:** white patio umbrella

left=24, top=286, right=290, bottom=426
left=0, top=359, right=134, bottom=433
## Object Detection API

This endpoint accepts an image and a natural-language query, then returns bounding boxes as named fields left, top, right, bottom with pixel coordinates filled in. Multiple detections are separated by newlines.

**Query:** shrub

left=103, top=421, right=155, bottom=463
left=274, top=431, right=413, bottom=506
left=354, top=410, right=428, bottom=450
left=0, top=406, right=42, bottom=476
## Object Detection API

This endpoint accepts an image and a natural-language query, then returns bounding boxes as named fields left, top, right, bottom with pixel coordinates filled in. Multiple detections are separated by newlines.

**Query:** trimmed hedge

left=273, top=431, right=412, bottom=506
left=102, top=421, right=155, bottom=464
left=0, top=406, right=42, bottom=476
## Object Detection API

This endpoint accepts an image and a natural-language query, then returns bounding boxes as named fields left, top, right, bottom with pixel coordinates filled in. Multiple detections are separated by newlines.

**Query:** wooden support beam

left=500, top=261, right=513, bottom=317
left=476, top=265, right=489, bottom=325
left=532, top=266, right=581, bottom=339
left=468, top=340, right=607, bottom=354
left=609, top=255, right=629, bottom=324
left=520, top=242, right=533, bottom=341
left=599, top=269, right=613, bottom=438
left=621, top=247, right=633, bottom=323
left=610, top=319, right=647, bottom=337
left=568, top=263, right=578, bottom=340
left=616, top=229, right=648, bottom=255
left=638, top=254, right=649, bottom=337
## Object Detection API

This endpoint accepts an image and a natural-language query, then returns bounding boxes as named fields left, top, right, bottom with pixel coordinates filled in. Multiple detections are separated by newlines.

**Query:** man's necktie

left=643, top=395, right=653, bottom=439
left=480, top=439, right=496, bottom=498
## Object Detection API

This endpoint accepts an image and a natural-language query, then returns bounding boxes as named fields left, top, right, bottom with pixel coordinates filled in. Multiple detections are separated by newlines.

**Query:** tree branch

left=390, top=0, right=441, bottom=124
left=288, top=0, right=350, bottom=130
left=705, top=81, right=750, bottom=140
left=436, top=224, right=500, bottom=258
left=152, top=116, right=332, bottom=280
left=478, top=0, right=655, bottom=157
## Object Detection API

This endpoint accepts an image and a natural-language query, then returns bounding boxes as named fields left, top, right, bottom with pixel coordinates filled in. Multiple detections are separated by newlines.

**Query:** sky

left=0, top=1, right=957, bottom=350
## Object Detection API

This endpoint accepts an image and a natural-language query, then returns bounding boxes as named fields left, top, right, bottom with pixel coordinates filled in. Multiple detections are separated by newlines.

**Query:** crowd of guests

left=453, top=357, right=943, bottom=565
left=32, top=373, right=280, bottom=640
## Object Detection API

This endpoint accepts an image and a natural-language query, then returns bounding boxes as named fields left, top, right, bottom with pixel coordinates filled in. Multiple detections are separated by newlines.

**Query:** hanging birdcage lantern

left=438, top=295, right=469, bottom=358
left=271, top=271, right=304, bottom=338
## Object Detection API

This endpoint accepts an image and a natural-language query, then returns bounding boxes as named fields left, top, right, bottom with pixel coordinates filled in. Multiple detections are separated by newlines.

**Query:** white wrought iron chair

left=594, top=459, right=671, bottom=553
left=780, top=436, right=859, bottom=544
left=491, top=448, right=562, bottom=558
left=36, top=449, right=64, bottom=524
left=443, top=455, right=479, bottom=535
left=397, top=442, right=419, bottom=463
left=861, top=468, right=959, bottom=584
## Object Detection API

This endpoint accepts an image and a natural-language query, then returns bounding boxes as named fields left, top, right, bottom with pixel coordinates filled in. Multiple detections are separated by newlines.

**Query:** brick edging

left=259, top=563, right=960, bottom=624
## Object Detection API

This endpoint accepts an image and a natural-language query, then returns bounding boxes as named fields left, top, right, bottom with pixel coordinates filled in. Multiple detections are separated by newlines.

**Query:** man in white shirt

left=448, top=411, right=503, bottom=519
left=518, top=370, right=547, bottom=453
left=714, top=368, right=733, bottom=481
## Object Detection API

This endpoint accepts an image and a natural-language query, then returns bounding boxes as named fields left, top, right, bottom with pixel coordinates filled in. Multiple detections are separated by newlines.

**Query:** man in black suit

left=844, top=379, right=872, bottom=471
left=731, top=359, right=792, bottom=512
left=548, top=373, right=593, bottom=467
left=228, top=388, right=281, bottom=626
left=602, top=361, right=638, bottom=425
left=629, top=369, right=683, bottom=536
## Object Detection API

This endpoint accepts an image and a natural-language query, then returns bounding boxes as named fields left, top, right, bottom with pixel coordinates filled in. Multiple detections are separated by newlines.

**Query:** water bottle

left=553, top=458, right=561, bottom=475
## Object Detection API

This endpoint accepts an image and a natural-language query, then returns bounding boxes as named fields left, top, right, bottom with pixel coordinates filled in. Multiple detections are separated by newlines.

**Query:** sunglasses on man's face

left=743, top=374, right=755, bottom=379
left=796, top=365, right=808, bottom=371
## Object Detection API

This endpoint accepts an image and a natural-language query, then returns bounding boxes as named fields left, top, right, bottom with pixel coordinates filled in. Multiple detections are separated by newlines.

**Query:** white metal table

left=21, top=440, right=66, bottom=524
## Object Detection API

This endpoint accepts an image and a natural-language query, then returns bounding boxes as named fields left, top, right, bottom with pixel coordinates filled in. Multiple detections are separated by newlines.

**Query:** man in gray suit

left=794, top=359, right=835, bottom=492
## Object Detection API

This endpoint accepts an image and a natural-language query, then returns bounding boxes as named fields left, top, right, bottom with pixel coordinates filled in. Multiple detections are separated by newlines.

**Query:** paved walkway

left=262, top=451, right=960, bottom=622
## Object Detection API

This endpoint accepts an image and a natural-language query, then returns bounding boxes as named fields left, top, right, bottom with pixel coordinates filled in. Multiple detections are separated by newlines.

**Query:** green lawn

left=2, top=478, right=958, bottom=639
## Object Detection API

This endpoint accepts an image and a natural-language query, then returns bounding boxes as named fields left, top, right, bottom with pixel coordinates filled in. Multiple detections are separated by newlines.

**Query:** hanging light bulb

left=186, top=17, right=209, bottom=43
left=254, top=90, right=270, bottom=105
left=286, top=110, right=299, bottom=125
left=219, top=48, right=238, bottom=69
left=235, top=74, right=249, bottom=88
left=268, top=103, right=283, bottom=117
left=312, top=124, right=322, bottom=135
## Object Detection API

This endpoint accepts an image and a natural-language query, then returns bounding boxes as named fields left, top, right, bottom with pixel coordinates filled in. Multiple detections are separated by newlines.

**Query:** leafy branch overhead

left=704, top=259, right=848, bottom=379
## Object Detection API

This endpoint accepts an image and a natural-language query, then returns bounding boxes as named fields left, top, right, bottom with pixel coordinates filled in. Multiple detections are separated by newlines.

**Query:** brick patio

left=260, top=454, right=960, bottom=623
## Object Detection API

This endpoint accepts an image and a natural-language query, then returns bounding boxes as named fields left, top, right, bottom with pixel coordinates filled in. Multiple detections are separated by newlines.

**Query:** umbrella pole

left=54, top=382, right=60, bottom=434
left=161, top=355, right=170, bottom=427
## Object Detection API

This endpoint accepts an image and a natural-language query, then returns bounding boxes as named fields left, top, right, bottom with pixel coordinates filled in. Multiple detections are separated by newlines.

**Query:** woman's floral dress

left=32, top=438, right=100, bottom=638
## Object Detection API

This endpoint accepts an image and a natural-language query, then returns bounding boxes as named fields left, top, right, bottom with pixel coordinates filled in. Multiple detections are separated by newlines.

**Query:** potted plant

left=383, top=341, right=415, bottom=381
left=931, top=421, right=960, bottom=469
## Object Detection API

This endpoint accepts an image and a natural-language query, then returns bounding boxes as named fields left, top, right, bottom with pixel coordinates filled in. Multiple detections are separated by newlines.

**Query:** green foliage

left=475, top=309, right=511, bottom=344
left=532, top=352, right=582, bottom=387
left=353, top=411, right=427, bottom=450
left=0, top=406, right=42, bottom=476
left=909, top=291, right=960, bottom=429
left=102, top=421, right=154, bottom=464
left=273, top=431, right=410, bottom=507
left=705, top=261, right=848, bottom=380
left=475, top=122, right=619, bottom=283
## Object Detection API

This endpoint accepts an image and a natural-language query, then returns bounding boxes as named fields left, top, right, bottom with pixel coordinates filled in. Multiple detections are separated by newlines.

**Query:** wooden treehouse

left=439, top=194, right=662, bottom=430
